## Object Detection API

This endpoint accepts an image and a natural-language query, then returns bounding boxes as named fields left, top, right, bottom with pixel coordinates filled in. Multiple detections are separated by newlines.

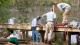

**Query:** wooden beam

left=0, top=24, right=80, bottom=33
left=57, top=28, right=80, bottom=32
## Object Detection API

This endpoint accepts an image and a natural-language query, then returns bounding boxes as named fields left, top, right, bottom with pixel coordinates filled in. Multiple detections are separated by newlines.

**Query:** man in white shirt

left=31, top=16, right=41, bottom=43
left=53, top=3, right=71, bottom=24
left=42, top=8, right=56, bottom=44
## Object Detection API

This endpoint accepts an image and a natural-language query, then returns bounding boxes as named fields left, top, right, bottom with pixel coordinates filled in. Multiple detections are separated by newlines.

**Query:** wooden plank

left=57, top=28, right=80, bottom=32
left=0, top=24, right=80, bottom=33
left=0, top=23, right=31, bottom=30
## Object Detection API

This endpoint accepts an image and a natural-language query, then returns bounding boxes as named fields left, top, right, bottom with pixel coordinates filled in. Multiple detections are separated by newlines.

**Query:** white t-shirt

left=43, top=11, right=56, bottom=22
left=8, top=18, right=15, bottom=24
left=31, top=18, right=37, bottom=27
left=57, top=3, right=71, bottom=11
left=7, top=34, right=21, bottom=39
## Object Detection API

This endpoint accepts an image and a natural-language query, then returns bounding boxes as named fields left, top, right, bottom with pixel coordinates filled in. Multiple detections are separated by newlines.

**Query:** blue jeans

left=31, top=27, right=41, bottom=42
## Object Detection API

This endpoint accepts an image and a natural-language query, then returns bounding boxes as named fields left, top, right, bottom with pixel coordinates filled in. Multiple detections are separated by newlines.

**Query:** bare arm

left=41, top=14, right=46, bottom=17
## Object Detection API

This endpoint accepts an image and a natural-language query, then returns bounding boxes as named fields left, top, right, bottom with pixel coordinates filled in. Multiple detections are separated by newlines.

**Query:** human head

left=37, top=16, right=41, bottom=21
left=52, top=2, right=58, bottom=12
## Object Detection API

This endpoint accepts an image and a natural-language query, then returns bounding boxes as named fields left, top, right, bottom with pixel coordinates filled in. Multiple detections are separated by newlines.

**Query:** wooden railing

left=0, top=23, right=80, bottom=32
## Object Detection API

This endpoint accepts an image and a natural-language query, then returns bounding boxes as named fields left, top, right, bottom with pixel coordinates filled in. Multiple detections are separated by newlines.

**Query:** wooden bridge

left=0, top=23, right=80, bottom=45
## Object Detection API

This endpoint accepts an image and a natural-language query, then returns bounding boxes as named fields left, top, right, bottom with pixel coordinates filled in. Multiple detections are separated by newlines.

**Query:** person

left=7, top=33, right=19, bottom=45
left=8, top=17, right=22, bottom=39
left=53, top=3, right=71, bottom=24
left=31, top=16, right=41, bottom=43
left=8, top=17, right=16, bottom=34
left=41, top=8, right=56, bottom=45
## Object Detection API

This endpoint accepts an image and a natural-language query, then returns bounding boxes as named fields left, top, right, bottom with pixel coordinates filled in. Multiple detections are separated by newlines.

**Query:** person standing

left=42, top=8, right=56, bottom=45
left=31, top=16, right=41, bottom=43
left=53, top=3, right=71, bottom=24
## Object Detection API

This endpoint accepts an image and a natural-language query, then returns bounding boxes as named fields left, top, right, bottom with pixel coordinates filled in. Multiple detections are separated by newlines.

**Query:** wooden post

left=63, top=32, right=67, bottom=45
left=63, top=32, right=69, bottom=45
left=77, top=34, right=78, bottom=45
left=68, top=33, right=71, bottom=45
left=39, top=30, right=45, bottom=42
left=77, top=33, right=80, bottom=45
left=22, top=30, right=26, bottom=40
left=66, top=32, right=69, bottom=45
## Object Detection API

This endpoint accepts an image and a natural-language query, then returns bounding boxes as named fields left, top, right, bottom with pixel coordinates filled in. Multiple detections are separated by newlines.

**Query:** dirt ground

left=4, top=42, right=49, bottom=45
left=19, top=42, right=48, bottom=45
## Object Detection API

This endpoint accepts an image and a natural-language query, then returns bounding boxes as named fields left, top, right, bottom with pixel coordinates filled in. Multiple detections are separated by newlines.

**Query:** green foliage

left=0, top=0, right=11, bottom=23
left=18, top=15, right=28, bottom=23
left=71, top=43, right=77, bottom=45
left=63, top=0, right=71, bottom=4
left=53, top=32, right=64, bottom=45
left=15, top=0, right=34, bottom=13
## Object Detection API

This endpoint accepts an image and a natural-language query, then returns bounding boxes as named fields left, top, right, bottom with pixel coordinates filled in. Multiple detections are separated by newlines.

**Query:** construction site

left=0, top=0, right=80, bottom=45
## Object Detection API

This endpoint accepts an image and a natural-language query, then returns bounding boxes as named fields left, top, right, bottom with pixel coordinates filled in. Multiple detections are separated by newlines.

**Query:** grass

left=71, top=43, right=77, bottom=45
